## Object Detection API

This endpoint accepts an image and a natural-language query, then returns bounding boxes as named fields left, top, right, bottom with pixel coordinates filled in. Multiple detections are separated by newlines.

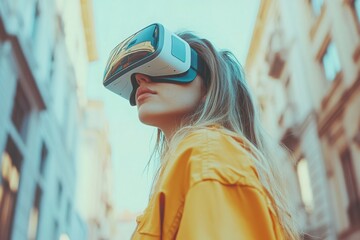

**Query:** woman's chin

left=137, top=112, right=161, bottom=127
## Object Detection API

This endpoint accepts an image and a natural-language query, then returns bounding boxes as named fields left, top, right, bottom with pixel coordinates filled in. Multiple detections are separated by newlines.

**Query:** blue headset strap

left=152, top=49, right=208, bottom=82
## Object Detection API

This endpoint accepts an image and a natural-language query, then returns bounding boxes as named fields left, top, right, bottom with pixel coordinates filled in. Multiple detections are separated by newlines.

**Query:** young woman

left=104, top=24, right=300, bottom=239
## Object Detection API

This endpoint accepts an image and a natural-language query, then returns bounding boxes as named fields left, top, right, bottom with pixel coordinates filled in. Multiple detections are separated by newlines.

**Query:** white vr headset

left=103, top=23, right=208, bottom=106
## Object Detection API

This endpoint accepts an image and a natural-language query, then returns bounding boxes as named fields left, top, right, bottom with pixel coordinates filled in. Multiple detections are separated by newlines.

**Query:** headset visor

left=104, top=25, right=159, bottom=83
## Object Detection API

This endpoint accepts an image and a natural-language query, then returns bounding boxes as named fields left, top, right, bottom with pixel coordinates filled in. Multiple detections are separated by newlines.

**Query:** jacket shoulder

left=172, top=127, right=261, bottom=189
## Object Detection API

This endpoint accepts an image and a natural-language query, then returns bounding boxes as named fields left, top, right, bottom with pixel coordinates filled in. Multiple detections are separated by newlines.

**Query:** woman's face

left=135, top=73, right=205, bottom=138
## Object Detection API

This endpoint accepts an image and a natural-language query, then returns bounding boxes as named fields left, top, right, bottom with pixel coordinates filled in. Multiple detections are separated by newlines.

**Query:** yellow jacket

left=132, top=127, right=285, bottom=240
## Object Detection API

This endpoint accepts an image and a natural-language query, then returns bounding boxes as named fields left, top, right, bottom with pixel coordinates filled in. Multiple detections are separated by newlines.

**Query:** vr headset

left=103, top=23, right=208, bottom=106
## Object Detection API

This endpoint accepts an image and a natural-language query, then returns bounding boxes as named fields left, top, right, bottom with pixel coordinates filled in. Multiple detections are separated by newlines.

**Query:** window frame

left=340, top=148, right=360, bottom=227
left=321, top=42, right=342, bottom=81
left=11, top=81, right=32, bottom=142
left=309, top=0, right=325, bottom=16
left=351, top=0, right=360, bottom=28
left=295, top=157, right=315, bottom=214
left=318, top=38, right=342, bottom=83
left=0, top=136, right=23, bottom=240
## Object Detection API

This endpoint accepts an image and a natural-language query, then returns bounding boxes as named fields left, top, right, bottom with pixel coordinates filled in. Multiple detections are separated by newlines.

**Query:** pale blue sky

left=88, top=0, right=260, bottom=214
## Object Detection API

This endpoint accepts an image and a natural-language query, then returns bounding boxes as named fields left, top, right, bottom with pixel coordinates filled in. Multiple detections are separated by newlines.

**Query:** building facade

left=246, top=0, right=360, bottom=239
left=76, top=100, right=117, bottom=240
left=0, top=0, right=97, bottom=239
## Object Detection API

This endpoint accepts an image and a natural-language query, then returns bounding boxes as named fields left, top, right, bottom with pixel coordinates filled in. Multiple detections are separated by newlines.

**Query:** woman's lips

left=136, top=87, right=156, bottom=103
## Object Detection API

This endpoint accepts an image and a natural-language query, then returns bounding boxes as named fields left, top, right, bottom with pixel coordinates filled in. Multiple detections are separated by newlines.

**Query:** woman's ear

left=196, top=75, right=207, bottom=104
left=201, top=93, right=207, bottom=103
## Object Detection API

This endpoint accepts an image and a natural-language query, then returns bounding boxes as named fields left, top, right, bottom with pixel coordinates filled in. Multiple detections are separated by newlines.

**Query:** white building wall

left=247, top=0, right=360, bottom=239
left=278, top=1, right=337, bottom=237
left=0, top=0, right=94, bottom=239
left=76, top=100, right=116, bottom=240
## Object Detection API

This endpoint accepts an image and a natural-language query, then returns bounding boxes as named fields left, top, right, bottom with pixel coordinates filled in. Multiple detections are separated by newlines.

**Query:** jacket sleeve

left=176, top=180, right=281, bottom=240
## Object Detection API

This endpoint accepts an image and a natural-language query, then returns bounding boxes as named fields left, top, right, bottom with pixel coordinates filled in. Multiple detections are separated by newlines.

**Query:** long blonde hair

left=149, top=32, right=300, bottom=239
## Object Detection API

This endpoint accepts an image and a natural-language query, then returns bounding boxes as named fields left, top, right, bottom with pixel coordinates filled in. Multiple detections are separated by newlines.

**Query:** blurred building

left=76, top=100, right=117, bottom=240
left=116, top=211, right=138, bottom=239
left=0, top=0, right=97, bottom=239
left=246, top=0, right=360, bottom=239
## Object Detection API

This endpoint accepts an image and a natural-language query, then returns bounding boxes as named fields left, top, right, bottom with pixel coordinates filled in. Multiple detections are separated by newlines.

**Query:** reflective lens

left=104, top=25, right=159, bottom=82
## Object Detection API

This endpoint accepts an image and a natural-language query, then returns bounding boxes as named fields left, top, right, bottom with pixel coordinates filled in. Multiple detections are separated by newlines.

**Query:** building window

left=27, top=185, right=42, bottom=240
left=0, top=136, right=23, bottom=240
left=296, top=158, right=314, bottom=213
left=39, top=142, right=48, bottom=176
left=340, top=149, right=360, bottom=226
left=310, top=0, right=324, bottom=16
left=31, top=0, right=41, bottom=41
left=53, top=220, right=59, bottom=240
left=57, top=181, right=63, bottom=206
left=49, top=49, right=56, bottom=81
left=354, top=0, right=360, bottom=23
left=56, top=15, right=65, bottom=38
left=11, top=82, right=31, bottom=141
left=321, top=42, right=341, bottom=81
left=66, top=201, right=72, bottom=224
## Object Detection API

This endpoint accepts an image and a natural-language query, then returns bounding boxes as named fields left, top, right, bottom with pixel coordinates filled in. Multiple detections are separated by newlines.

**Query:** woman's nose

left=135, top=74, right=152, bottom=85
